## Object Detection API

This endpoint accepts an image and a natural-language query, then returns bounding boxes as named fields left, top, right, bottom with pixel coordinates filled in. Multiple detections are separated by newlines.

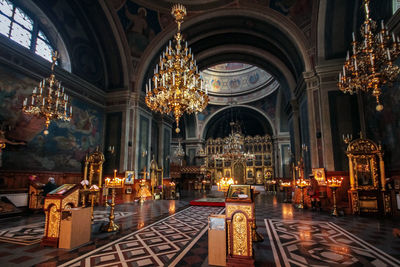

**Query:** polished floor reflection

left=0, top=191, right=398, bottom=266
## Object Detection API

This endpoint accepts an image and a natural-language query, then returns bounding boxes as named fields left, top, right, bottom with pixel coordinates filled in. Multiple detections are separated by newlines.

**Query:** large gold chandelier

left=338, top=0, right=400, bottom=111
left=145, top=4, right=208, bottom=133
left=22, top=51, right=72, bottom=135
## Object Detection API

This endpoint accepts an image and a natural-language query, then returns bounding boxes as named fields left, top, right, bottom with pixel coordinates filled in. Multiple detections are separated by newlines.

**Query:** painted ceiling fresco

left=201, top=63, right=278, bottom=105
left=109, top=0, right=313, bottom=59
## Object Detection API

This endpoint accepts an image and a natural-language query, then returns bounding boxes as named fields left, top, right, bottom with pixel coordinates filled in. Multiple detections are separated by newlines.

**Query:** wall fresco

left=0, top=64, right=104, bottom=172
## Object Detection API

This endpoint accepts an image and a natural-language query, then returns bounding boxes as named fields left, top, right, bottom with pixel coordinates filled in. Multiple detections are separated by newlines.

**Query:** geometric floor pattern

left=265, top=219, right=400, bottom=267
left=59, top=206, right=224, bottom=267
left=0, top=211, right=135, bottom=245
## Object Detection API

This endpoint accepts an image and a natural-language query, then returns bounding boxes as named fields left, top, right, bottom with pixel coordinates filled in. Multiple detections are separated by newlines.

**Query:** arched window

left=0, top=0, right=54, bottom=62
left=394, top=0, right=400, bottom=14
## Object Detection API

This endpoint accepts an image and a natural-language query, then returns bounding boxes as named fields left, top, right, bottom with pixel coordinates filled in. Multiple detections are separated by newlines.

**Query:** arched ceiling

left=203, top=106, right=273, bottom=139
left=33, top=0, right=125, bottom=91
left=201, top=63, right=278, bottom=105
left=125, top=0, right=235, bottom=12
left=139, top=8, right=311, bottom=104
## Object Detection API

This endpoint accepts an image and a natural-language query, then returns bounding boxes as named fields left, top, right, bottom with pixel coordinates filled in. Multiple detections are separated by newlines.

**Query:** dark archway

left=203, top=106, right=274, bottom=140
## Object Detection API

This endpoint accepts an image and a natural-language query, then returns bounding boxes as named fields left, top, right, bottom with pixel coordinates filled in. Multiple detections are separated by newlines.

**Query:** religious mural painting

left=117, top=0, right=161, bottom=57
left=0, top=64, right=104, bottom=172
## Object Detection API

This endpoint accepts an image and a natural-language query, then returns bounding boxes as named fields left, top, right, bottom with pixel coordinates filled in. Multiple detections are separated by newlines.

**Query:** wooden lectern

left=225, top=185, right=255, bottom=267
left=42, top=184, right=79, bottom=247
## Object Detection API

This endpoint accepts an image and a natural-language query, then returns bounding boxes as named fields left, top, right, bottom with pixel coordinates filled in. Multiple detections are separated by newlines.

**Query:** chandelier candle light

left=338, top=0, right=400, bottom=111
left=145, top=4, right=208, bottom=133
left=327, top=176, right=344, bottom=216
left=102, top=170, right=124, bottom=232
left=280, top=181, right=292, bottom=203
left=22, top=51, right=72, bottom=135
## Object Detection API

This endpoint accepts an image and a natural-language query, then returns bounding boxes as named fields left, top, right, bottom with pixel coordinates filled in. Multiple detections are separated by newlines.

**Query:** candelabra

left=327, top=177, right=344, bottom=216
left=145, top=4, right=208, bottom=133
left=338, top=0, right=400, bottom=111
left=217, top=177, right=237, bottom=192
left=102, top=170, right=124, bottom=232
left=342, top=133, right=353, bottom=144
left=22, top=51, right=72, bottom=135
left=280, top=181, right=292, bottom=203
left=296, top=178, right=309, bottom=209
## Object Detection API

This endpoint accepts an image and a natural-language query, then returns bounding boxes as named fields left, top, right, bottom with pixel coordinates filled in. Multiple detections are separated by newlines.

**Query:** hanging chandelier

left=212, top=121, right=255, bottom=161
left=338, top=0, right=400, bottom=111
left=22, top=51, right=72, bottom=135
left=145, top=4, right=208, bottom=133
left=174, top=140, right=185, bottom=158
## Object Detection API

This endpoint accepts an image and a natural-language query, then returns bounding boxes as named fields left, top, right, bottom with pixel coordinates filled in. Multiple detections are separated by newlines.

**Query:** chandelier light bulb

left=338, top=0, right=400, bottom=111
left=22, top=51, right=72, bottom=135
left=145, top=4, right=208, bottom=133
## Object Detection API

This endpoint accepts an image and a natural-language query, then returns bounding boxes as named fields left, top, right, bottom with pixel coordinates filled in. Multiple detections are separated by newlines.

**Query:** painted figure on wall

left=0, top=64, right=104, bottom=172
left=124, top=5, right=155, bottom=56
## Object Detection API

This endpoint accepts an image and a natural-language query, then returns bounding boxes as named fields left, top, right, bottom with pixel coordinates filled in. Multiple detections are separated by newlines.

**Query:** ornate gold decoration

left=217, top=177, right=237, bottom=192
left=207, top=134, right=273, bottom=185
left=22, top=51, right=72, bottom=135
left=338, top=0, right=400, bottom=111
left=232, top=212, right=248, bottom=256
left=384, top=193, right=391, bottom=214
left=226, top=205, right=253, bottom=219
left=145, top=4, right=208, bottom=133
left=48, top=205, right=60, bottom=238
left=84, top=147, right=105, bottom=188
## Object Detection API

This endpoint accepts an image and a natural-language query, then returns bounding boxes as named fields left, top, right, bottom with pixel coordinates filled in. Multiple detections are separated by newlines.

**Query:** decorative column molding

left=105, top=91, right=137, bottom=172
left=303, top=71, right=320, bottom=169
left=314, top=61, right=343, bottom=171
left=290, top=99, right=301, bottom=162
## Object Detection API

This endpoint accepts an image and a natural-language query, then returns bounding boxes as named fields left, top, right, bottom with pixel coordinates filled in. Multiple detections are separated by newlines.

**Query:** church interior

left=0, top=0, right=400, bottom=266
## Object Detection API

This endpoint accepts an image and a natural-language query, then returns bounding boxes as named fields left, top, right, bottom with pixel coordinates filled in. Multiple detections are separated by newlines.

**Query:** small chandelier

left=212, top=121, right=255, bottom=161
left=338, top=0, right=400, bottom=111
left=174, top=140, right=185, bottom=158
left=145, top=4, right=208, bottom=133
left=22, top=51, right=72, bottom=135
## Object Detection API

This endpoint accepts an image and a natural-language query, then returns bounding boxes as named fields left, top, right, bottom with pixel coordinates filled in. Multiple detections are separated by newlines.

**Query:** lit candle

left=114, top=169, right=117, bottom=179
left=343, top=66, right=346, bottom=76
left=23, top=98, right=27, bottom=106
left=370, top=54, right=374, bottom=65
left=346, top=51, right=349, bottom=61
left=352, top=32, right=355, bottom=41
left=173, top=73, right=175, bottom=85
left=354, top=57, right=358, bottom=71
left=393, top=32, right=396, bottom=43
left=379, top=33, right=383, bottom=43
left=42, top=98, right=45, bottom=105
left=387, top=48, right=391, bottom=61
left=70, top=106, right=72, bottom=115
left=31, top=96, right=35, bottom=105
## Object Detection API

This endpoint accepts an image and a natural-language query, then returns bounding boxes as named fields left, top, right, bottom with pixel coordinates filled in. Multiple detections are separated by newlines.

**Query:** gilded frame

left=352, top=155, right=379, bottom=190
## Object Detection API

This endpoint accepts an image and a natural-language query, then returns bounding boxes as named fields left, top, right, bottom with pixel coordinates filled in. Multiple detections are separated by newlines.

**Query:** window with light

left=0, top=0, right=54, bottom=62
left=394, top=0, right=400, bottom=14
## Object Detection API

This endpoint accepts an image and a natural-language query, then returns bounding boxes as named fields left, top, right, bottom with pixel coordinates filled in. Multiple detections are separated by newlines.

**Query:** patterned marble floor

left=0, top=191, right=399, bottom=266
